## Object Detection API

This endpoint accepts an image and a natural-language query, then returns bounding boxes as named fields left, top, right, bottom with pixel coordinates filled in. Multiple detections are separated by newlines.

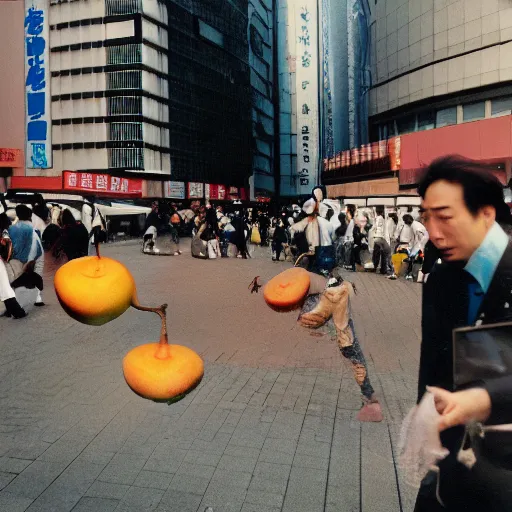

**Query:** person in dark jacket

left=272, top=218, right=288, bottom=261
left=54, top=209, right=89, bottom=260
left=415, top=156, right=512, bottom=512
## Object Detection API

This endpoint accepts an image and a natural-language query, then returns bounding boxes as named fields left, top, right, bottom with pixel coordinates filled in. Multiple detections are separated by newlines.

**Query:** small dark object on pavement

left=248, top=276, right=262, bottom=294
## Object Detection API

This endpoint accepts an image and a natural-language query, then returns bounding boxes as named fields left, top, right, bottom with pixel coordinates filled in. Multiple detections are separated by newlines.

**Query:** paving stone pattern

left=0, top=243, right=422, bottom=511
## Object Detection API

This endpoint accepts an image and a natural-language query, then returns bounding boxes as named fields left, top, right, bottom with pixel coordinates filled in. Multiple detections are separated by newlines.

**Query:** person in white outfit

left=289, top=188, right=335, bottom=274
left=403, top=214, right=428, bottom=280
left=372, top=206, right=396, bottom=279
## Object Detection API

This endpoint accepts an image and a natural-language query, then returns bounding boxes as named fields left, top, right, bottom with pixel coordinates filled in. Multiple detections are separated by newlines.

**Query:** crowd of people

left=0, top=199, right=106, bottom=319
left=139, top=195, right=432, bottom=281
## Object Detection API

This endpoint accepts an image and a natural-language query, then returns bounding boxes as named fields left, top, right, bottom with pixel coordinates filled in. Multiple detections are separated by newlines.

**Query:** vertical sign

left=24, top=0, right=52, bottom=169
left=296, top=1, right=319, bottom=195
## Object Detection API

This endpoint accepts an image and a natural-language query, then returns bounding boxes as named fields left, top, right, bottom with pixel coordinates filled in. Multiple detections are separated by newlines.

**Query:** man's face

left=421, top=180, right=495, bottom=262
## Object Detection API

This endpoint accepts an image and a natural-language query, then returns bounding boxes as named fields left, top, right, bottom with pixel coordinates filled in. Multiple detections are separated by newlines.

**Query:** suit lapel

left=478, top=242, right=512, bottom=324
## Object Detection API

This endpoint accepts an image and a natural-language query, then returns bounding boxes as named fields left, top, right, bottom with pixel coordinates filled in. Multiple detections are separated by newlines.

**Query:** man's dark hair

left=389, top=213, right=398, bottom=224
left=0, top=212, right=11, bottom=231
left=418, top=156, right=512, bottom=225
left=61, top=209, right=76, bottom=226
left=403, top=214, right=414, bottom=225
left=15, top=204, right=32, bottom=221
left=33, top=203, right=49, bottom=222
left=346, top=204, right=356, bottom=217
left=375, top=205, right=385, bottom=217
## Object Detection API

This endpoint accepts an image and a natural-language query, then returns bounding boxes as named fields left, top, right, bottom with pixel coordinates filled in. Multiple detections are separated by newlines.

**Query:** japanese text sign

left=164, top=181, right=185, bottom=199
left=187, top=182, right=204, bottom=199
left=295, top=2, right=319, bottom=194
left=24, top=0, right=52, bottom=169
left=63, top=172, right=142, bottom=196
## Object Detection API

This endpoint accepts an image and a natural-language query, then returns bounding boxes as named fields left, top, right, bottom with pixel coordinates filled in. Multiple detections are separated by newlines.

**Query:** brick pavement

left=0, top=242, right=422, bottom=512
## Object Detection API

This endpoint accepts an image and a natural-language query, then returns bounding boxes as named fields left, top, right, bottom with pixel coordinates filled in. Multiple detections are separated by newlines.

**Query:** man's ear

left=480, top=205, right=497, bottom=227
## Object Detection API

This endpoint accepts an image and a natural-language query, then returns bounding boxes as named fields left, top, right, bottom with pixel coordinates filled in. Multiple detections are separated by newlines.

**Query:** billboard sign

left=24, top=0, right=52, bottom=169
left=164, top=181, right=185, bottom=199
left=295, top=1, right=319, bottom=195
left=187, top=182, right=204, bottom=199
left=63, top=172, right=143, bottom=196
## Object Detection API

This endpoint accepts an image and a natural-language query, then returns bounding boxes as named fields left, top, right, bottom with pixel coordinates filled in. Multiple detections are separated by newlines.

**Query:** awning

left=95, top=204, right=150, bottom=217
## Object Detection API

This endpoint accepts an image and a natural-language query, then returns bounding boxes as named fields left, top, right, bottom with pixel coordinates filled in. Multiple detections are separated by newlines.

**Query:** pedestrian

left=403, top=214, right=428, bottom=281
left=334, top=212, right=347, bottom=267
left=289, top=187, right=335, bottom=275
left=169, top=209, right=182, bottom=256
left=272, top=218, right=288, bottom=261
left=54, top=209, right=89, bottom=260
left=0, top=213, right=26, bottom=318
left=201, top=207, right=221, bottom=259
left=372, top=206, right=396, bottom=279
left=414, top=156, right=512, bottom=512
left=7, top=205, right=45, bottom=306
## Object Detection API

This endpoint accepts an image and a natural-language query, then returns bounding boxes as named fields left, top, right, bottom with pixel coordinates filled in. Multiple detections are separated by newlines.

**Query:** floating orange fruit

left=123, top=342, right=204, bottom=402
left=54, top=255, right=135, bottom=326
left=263, top=267, right=310, bottom=309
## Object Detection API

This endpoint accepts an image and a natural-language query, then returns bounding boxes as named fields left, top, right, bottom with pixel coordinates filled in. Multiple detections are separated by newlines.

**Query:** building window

left=197, top=19, right=225, bottom=48
left=436, top=107, right=457, bottom=128
left=418, top=110, right=435, bottom=131
left=396, top=115, right=416, bottom=135
left=491, top=96, right=512, bottom=117
left=463, top=102, right=485, bottom=122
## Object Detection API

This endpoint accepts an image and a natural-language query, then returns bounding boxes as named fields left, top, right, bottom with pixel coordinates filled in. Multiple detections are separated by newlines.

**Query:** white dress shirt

left=290, top=216, right=334, bottom=250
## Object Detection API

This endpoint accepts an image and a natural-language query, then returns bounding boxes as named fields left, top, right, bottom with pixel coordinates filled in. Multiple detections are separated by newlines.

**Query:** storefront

left=0, top=148, right=24, bottom=193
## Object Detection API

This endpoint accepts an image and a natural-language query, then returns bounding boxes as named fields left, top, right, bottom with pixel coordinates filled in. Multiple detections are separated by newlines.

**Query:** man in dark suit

left=415, top=156, right=512, bottom=511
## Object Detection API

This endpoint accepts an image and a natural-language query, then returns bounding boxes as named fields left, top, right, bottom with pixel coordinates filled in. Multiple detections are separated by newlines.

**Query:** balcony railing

left=109, top=147, right=144, bottom=169
left=105, top=0, right=142, bottom=16
left=107, top=70, right=142, bottom=90
left=107, top=44, right=142, bottom=66
left=109, top=122, right=143, bottom=142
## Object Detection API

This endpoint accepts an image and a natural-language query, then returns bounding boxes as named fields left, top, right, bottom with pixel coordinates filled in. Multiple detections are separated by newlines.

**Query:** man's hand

left=427, top=386, right=492, bottom=431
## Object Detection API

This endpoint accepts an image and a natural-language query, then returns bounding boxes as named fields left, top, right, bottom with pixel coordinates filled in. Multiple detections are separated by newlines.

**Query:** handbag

left=251, top=225, right=261, bottom=244
left=0, top=235, right=12, bottom=262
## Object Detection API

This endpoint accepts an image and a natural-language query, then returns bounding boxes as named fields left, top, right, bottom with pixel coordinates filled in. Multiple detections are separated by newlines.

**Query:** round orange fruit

left=263, top=267, right=311, bottom=309
left=123, top=343, right=204, bottom=402
left=54, top=256, right=135, bottom=326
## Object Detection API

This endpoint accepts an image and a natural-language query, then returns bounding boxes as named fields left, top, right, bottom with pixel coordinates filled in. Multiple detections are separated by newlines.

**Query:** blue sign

left=24, top=1, right=51, bottom=169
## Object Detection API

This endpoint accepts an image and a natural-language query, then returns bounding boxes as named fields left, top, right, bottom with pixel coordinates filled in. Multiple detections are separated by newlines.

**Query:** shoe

left=34, top=301, right=46, bottom=307
left=405, top=274, right=413, bottom=280
left=173, top=252, right=179, bottom=256
left=386, top=274, right=397, bottom=280
left=178, top=250, right=182, bottom=255
left=4, top=298, right=27, bottom=319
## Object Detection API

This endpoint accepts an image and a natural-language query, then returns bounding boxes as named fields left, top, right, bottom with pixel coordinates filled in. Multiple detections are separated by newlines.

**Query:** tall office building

left=48, top=0, right=171, bottom=191
left=166, top=0, right=252, bottom=189
left=7, top=0, right=273, bottom=199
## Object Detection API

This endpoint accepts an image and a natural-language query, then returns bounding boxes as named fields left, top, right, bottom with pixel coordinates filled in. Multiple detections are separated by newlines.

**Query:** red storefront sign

left=10, top=176, right=62, bottom=191
left=323, top=137, right=402, bottom=173
left=0, top=148, right=23, bottom=168
left=228, top=186, right=239, bottom=200
left=63, top=171, right=142, bottom=196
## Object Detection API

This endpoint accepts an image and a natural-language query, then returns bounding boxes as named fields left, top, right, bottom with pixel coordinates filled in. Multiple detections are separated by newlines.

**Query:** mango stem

left=131, top=298, right=169, bottom=345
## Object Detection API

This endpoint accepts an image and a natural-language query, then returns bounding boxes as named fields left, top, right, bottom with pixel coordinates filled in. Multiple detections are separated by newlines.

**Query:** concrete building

left=2, top=0, right=272, bottom=201
left=0, top=0, right=25, bottom=193
left=323, top=0, right=512, bottom=200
